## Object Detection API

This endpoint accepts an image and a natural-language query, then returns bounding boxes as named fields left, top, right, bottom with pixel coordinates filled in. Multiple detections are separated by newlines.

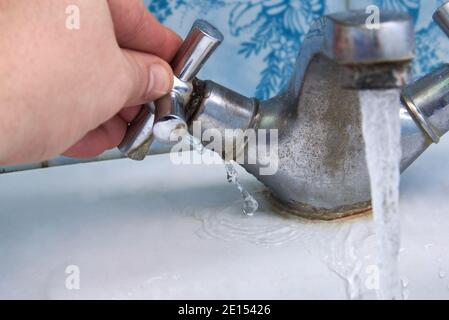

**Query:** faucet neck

left=188, top=80, right=259, bottom=160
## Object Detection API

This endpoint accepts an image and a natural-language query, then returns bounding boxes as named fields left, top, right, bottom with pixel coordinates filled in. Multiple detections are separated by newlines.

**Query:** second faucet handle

left=434, top=2, right=449, bottom=36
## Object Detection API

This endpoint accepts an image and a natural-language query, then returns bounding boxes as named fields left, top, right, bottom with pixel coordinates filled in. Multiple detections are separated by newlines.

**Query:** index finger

left=108, top=0, right=182, bottom=61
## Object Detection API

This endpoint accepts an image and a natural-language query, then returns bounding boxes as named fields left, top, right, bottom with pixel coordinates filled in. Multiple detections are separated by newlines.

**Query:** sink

left=1, top=137, right=449, bottom=299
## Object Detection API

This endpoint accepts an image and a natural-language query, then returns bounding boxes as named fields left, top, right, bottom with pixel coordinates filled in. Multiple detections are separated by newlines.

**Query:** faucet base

left=266, top=192, right=372, bottom=221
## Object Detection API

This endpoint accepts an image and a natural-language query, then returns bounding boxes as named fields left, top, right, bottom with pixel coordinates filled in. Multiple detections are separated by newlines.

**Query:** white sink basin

left=1, top=137, right=449, bottom=299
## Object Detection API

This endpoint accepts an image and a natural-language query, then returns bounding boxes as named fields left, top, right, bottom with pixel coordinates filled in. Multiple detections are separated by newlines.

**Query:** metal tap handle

left=400, top=3, right=449, bottom=146
left=171, top=20, right=224, bottom=81
left=152, top=20, right=223, bottom=143
left=434, top=2, right=449, bottom=37
left=119, top=20, right=223, bottom=160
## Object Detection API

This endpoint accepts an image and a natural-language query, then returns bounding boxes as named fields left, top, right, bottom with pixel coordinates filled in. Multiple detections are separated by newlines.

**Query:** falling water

left=224, top=161, right=259, bottom=215
left=187, top=135, right=259, bottom=216
left=187, top=134, right=206, bottom=155
left=360, top=89, right=402, bottom=300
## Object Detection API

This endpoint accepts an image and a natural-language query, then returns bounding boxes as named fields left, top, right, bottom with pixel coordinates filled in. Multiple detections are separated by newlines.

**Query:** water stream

left=360, top=89, right=403, bottom=300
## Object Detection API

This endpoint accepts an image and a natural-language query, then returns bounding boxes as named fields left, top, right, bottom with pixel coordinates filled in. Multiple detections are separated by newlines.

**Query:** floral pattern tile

left=146, top=0, right=449, bottom=99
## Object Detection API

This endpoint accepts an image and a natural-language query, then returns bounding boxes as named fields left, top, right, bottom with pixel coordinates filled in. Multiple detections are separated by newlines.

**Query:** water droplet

left=188, top=135, right=259, bottom=216
left=439, top=270, right=446, bottom=279
left=188, top=135, right=207, bottom=155
left=243, top=192, right=259, bottom=216
left=400, top=276, right=409, bottom=288
left=224, top=161, right=258, bottom=216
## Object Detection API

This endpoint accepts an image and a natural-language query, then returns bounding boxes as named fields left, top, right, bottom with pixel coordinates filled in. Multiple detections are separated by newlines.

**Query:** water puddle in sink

left=195, top=195, right=301, bottom=246
left=360, top=89, right=402, bottom=300
left=194, top=192, right=379, bottom=299
left=188, top=135, right=259, bottom=216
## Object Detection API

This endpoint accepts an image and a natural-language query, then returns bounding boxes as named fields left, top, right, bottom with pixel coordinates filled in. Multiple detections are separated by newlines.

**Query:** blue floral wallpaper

left=145, top=0, right=449, bottom=100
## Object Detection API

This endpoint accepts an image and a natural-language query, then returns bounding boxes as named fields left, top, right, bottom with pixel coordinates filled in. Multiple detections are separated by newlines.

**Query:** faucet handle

left=118, top=102, right=155, bottom=160
left=152, top=20, right=223, bottom=143
left=171, top=20, right=224, bottom=82
left=400, top=3, right=449, bottom=145
left=434, top=2, right=449, bottom=37
left=119, top=20, right=223, bottom=160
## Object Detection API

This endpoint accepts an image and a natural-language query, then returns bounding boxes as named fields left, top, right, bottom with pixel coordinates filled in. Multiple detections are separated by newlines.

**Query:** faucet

left=3, top=5, right=449, bottom=221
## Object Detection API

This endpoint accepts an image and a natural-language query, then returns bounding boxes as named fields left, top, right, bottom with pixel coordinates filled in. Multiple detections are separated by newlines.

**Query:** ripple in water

left=195, top=196, right=300, bottom=246
left=195, top=192, right=379, bottom=299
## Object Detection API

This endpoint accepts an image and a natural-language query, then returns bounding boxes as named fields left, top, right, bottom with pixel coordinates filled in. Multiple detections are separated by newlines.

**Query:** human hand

left=0, top=0, right=181, bottom=165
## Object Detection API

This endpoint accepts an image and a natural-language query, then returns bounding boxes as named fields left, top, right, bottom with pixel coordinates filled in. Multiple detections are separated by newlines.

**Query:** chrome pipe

left=0, top=141, right=172, bottom=174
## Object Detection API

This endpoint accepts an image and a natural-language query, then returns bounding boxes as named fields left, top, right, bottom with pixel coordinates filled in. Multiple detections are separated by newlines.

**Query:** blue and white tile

left=146, top=0, right=346, bottom=99
left=146, top=0, right=449, bottom=99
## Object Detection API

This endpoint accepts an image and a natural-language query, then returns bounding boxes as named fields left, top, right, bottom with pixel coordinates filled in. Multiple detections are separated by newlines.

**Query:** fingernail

left=148, top=64, right=171, bottom=98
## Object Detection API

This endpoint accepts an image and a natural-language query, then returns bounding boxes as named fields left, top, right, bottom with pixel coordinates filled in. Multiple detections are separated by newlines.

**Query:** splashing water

left=187, top=135, right=259, bottom=216
left=360, top=89, right=402, bottom=300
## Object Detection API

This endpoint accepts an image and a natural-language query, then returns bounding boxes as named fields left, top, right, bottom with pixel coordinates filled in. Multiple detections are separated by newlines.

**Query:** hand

left=0, top=0, right=181, bottom=165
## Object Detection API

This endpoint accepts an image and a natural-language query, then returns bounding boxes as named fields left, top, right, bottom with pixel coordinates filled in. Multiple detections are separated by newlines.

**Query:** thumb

left=120, top=49, right=174, bottom=106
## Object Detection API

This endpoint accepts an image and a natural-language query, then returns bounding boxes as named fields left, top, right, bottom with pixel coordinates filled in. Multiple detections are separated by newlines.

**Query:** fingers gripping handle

left=119, top=20, right=223, bottom=160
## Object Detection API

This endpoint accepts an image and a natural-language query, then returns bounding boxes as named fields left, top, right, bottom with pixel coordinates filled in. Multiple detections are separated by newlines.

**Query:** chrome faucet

left=3, top=5, right=449, bottom=221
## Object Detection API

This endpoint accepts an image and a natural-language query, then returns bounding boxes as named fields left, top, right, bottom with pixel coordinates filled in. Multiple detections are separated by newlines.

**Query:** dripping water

left=224, top=161, right=259, bottom=216
left=187, top=135, right=258, bottom=215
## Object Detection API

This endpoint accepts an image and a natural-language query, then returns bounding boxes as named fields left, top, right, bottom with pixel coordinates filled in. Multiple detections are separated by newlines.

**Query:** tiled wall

left=145, top=0, right=449, bottom=99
